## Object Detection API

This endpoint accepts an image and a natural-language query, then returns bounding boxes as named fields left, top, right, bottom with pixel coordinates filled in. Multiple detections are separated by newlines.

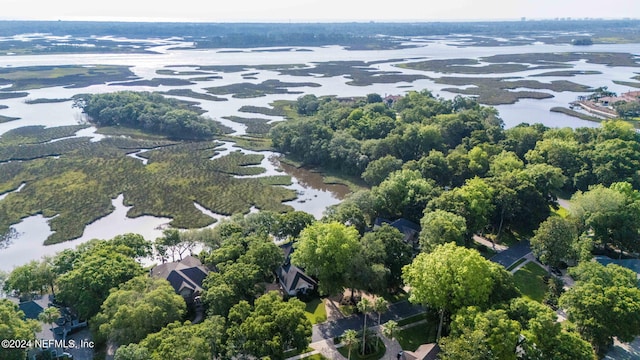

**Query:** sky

left=0, top=0, right=638, bottom=22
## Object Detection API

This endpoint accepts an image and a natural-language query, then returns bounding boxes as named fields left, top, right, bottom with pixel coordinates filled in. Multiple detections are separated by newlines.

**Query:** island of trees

left=73, top=91, right=230, bottom=140
left=3, top=89, right=640, bottom=360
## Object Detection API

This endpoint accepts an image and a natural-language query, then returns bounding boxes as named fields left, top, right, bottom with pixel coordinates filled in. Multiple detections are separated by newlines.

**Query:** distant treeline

left=73, top=91, right=228, bottom=140
left=0, top=19, right=638, bottom=47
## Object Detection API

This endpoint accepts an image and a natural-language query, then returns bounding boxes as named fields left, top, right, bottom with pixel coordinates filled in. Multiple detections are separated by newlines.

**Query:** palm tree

left=342, top=329, right=359, bottom=360
left=373, top=297, right=389, bottom=347
left=38, top=306, right=60, bottom=332
left=357, top=298, right=373, bottom=355
left=382, top=320, right=398, bottom=341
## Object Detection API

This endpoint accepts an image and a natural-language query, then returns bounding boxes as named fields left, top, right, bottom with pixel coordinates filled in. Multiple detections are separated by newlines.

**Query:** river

left=0, top=35, right=638, bottom=270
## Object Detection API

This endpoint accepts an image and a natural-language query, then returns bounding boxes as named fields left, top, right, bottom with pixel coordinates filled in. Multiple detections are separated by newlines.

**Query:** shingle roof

left=151, top=256, right=210, bottom=295
left=277, top=243, right=317, bottom=294
left=18, top=301, right=43, bottom=320
left=277, top=262, right=317, bottom=293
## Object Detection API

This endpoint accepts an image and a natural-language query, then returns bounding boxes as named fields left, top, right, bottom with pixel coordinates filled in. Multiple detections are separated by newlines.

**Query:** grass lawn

left=302, top=354, right=328, bottom=360
left=397, top=313, right=427, bottom=327
left=304, top=298, right=327, bottom=325
left=337, top=337, right=385, bottom=360
left=551, top=205, right=570, bottom=218
left=396, top=322, right=437, bottom=352
left=507, top=258, right=528, bottom=272
left=513, top=262, right=548, bottom=303
left=340, top=304, right=356, bottom=317
left=381, top=289, right=409, bottom=304
left=284, top=347, right=314, bottom=358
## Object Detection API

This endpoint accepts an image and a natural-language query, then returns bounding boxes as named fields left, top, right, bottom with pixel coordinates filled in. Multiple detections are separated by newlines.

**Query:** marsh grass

left=0, top=115, right=20, bottom=123
left=0, top=127, right=297, bottom=244
left=433, top=77, right=591, bottom=105
left=205, top=80, right=321, bottom=98
left=0, top=65, right=137, bottom=91
left=223, top=116, right=274, bottom=135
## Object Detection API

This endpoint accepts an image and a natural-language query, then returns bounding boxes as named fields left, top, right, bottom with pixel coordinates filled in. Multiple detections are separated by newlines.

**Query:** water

left=0, top=36, right=639, bottom=269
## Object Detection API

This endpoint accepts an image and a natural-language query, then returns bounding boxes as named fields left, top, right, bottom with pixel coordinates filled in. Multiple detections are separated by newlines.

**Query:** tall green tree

left=56, top=249, right=144, bottom=319
left=0, top=299, right=40, bottom=360
left=110, top=233, right=153, bottom=259
left=275, top=211, right=315, bottom=240
left=559, top=262, right=640, bottom=354
left=38, top=307, right=60, bottom=332
left=402, top=243, right=497, bottom=339
left=342, top=329, right=359, bottom=360
left=360, top=224, right=412, bottom=290
left=92, top=276, right=186, bottom=346
left=447, top=307, right=521, bottom=360
left=155, top=228, right=195, bottom=263
left=114, top=343, right=151, bottom=360
left=373, top=297, right=388, bottom=348
left=226, top=292, right=311, bottom=359
left=571, top=183, right=640, bottom=254
left=361, top=155, right=403, bottom=186
left=357, top=298, right=374, bottom=355
left=3, top=261, right=42, bottom=298
left=530, top=217, right=578, bottom=269
left=291, top=222, right=362, bottom=295
left=428, top=177, right=494, bottom=245
left=381, top=320, right=398, bottom=342
left=589, top=138, right=640, bottom=188
left=140, top=317, right=226, bottom=360
left=371, top=169, right=437, bottom=223
left=419, top=209, right=467, bottom=251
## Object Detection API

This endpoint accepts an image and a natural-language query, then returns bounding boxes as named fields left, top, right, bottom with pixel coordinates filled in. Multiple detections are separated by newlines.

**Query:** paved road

left=312, top=300, right=424, bottom=342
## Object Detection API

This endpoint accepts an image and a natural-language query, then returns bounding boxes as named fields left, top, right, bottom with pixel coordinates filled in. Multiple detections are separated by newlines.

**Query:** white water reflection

left=0, top=194, right=171, bottom=271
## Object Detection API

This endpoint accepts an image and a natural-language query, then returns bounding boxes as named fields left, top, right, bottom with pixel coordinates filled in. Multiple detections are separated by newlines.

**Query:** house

left=374, top=217, right=420, bottom=246
left=277, top=243, right=318, bottom=296
left=151, top=255, right=210, bottom=304
left=384, top=94, right=403, bottom=107
left=402, top=343, right=440, bottom=360
left=598, top=91, right=640, bottom=107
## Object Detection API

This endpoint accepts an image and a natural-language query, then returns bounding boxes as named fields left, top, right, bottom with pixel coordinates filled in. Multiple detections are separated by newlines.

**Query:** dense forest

left=272, top=92, right=640, bottom=241
left=73, top=91, right=230, bottom=139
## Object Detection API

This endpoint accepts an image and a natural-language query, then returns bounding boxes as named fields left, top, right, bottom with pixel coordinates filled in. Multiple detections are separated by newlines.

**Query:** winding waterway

left=0, top=35, right=638, bottom=270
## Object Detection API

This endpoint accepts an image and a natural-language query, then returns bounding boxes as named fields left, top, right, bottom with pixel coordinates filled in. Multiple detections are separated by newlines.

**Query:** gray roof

left=278, top=243, right=317, bottom=294
left=151, top=256, right=210, bottom=295
left=18, top=300, right=43, bottom=320
left=277, top=262, right=317, bottom=294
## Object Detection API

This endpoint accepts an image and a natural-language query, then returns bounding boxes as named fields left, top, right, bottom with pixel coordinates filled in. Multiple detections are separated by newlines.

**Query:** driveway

left=312, top=300, right=424, bottom=342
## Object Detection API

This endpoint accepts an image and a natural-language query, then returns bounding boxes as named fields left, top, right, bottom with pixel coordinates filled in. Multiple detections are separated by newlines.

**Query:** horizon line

left=0, top=17, right=637, bottom=24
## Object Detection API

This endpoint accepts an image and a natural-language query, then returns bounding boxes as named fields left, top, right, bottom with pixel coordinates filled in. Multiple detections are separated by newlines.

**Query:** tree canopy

left=402, top=243, right=510, bottom=338
left=226, top=291, right=312, bottom=359
left=74, top=91, right=228, bottom=140
left=0, top=299, right=40, bottom=360
left=92, top=276, right=186, bottom=346
left=291, top=221, right=362, bottom=295
left=560, top=261, right=640, bottom=353
left=56, top=247, right=144, bottom=319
